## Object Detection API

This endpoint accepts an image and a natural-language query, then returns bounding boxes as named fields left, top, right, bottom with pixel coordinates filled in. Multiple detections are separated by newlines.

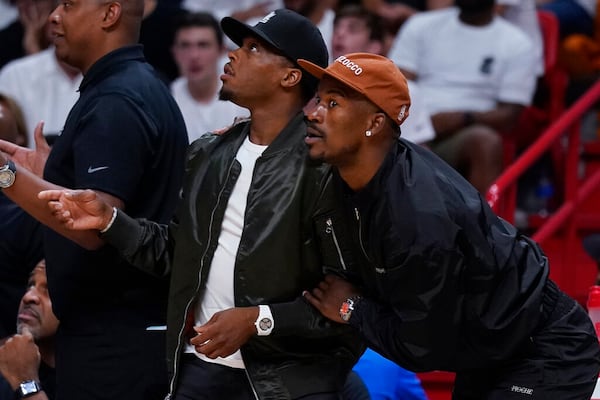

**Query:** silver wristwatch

left=0, top=159, right=16, bottom=188
left=16, top=380, right=42, bottom=398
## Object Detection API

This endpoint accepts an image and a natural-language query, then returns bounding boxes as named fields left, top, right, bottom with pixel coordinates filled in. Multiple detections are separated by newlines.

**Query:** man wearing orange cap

left=301, top=52, right=600, bottom=399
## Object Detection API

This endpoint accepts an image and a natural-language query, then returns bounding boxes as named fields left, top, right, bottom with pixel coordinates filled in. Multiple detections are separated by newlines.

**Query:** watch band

left=15, top=380, right=42, bottom=398
left=254, top=305, right=274, bottom=336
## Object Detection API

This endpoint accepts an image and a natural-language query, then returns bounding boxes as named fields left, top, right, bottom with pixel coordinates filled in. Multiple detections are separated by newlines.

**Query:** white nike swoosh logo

left=87, top=166, right=109, bottom=173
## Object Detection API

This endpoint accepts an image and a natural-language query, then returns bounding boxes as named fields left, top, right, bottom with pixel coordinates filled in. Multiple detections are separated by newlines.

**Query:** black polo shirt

left=0, top=193, right=43, bottom=338
left=43, top=45, right=188, bottom=323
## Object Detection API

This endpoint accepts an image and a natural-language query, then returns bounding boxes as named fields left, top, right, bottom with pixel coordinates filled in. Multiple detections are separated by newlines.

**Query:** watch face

left=0, top=169, right=15, bottom=188
left=258, top=317, right=272, bottom=331
left=19, top=380, right=41, bottom=396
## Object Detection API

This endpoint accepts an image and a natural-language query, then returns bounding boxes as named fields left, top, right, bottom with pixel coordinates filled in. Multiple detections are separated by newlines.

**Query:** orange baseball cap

left=298, top=53, right=411, bottom=126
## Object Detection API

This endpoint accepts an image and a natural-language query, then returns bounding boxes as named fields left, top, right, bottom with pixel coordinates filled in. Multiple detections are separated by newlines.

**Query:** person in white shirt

left=170, top=12, right=249, bottom=143
left=0, top=48, right=81, bottom=148
left=388, top=0, right=537, bottom=194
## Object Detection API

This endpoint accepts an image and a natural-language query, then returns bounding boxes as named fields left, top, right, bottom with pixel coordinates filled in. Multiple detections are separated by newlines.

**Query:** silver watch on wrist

left=16, top=380, right=42, bottom=398
left=0, top=159, right=16, bottom=188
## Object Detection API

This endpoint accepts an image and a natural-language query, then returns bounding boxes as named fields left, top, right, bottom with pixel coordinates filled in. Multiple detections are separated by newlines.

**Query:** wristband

left=15, top=380, right=42, bottom=398
left=100, top=206, right=118, bottom=233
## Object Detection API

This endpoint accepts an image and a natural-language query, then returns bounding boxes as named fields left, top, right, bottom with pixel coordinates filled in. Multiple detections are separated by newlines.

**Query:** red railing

left=487, top=79, right=600, bottom=233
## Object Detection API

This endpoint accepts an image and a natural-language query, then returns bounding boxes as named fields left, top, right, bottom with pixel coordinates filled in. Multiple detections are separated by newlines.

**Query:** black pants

left=173, top=354, right=341, bottom=400
left=453, top=281, right=600, bottom=399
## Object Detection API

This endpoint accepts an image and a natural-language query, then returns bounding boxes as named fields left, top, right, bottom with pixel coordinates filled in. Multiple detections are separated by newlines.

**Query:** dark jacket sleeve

left=100, top=209, right=176, bottom=278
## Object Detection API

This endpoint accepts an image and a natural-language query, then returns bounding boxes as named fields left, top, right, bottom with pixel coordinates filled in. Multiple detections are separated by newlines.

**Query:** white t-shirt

left=497, top=0, right=544, bottom=75
left=170, top=77, right=249, bottom=143
left=185, top=135, right=267, bottom=369
left=388, top=8, right=537, bottom=115
left=0, top=48, right=82, bottom=147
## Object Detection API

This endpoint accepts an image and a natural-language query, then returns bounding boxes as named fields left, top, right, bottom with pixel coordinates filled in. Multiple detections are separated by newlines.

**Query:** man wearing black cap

left=38, top=9, right=363, bottom=400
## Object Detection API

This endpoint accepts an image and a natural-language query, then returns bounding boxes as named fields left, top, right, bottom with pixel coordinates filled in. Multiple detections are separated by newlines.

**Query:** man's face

left=48, top=0, right=108, bottom=71
left=219, top=36, right=295, bottom=108
left=305, top=76, right=376, bottom=166
left=17, top=262, right=59, bottom=341
left=172, top=26, right=223, bottom=85
left=332, top=16, right=376, bottom=60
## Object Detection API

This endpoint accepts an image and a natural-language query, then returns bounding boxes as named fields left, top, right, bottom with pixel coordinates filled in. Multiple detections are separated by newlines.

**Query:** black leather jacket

left=336, top=138, right=550, bottom=372
left=105, top=113, right=363, bottom=399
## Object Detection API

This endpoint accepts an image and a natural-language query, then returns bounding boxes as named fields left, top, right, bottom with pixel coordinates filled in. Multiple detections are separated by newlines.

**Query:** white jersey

left=388, top=7, right=537, bottom=115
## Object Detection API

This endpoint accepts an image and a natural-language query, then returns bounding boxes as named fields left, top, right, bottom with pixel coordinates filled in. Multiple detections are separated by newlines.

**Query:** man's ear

left=368, top=112, right=387, bottom=137
left=281, top=67, right=302, bottom=89
left=101, top=2, right=122, bottom=29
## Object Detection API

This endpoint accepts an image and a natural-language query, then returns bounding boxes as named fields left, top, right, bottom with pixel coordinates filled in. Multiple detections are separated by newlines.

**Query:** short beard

left=219, top=87, right=233, bottom=101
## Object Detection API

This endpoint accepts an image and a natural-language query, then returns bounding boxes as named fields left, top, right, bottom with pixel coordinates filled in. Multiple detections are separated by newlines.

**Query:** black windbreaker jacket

left=104, top=113, right=363, bottom=399
left=335, top=138, right=549, bottom=373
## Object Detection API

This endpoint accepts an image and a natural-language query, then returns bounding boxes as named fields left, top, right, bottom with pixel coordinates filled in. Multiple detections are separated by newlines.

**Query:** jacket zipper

left=355, top=208, right=384, bottom=273
left=325, top=218, right=347, bottom=270
left=167, top=162, right=249, bottom=398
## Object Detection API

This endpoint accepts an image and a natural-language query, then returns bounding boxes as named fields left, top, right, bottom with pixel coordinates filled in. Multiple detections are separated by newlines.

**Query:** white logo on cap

left=259, top=11, right=276, bottom=24
left=335, top=56, right=363, bottom=75
left=398, top=105, right=407, bottom=122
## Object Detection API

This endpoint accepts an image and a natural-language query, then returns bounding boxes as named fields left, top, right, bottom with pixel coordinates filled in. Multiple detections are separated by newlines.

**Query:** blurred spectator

left=284, top=0, right=337, bottom=58
left=558, top=1, right=600, bottom=79
left=538, top=0, right=597, bottom=38
left=0, top=48, right=81, bottom=147
left=0, top=93, right=43, bottom=340
left=170, top=12, right=248, bottom=142
left=0, top=0, right=56, bottom=69
left=331, top=4, right=434, bottom=144
left=0, top=260, right=58, bottom=400
left=497, top=0, right=544, bottom=76
left=388, top=0, right=537, bottom=194
left=0, top=0, right=81, bottom=147
left=140, top=0, right=186, bottom=82
left=181, top=0, right=283, bottom=23
left=359, top=0, right=452, bottom=30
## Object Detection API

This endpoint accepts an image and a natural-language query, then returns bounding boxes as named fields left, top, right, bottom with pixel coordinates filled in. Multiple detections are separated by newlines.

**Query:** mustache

left=18, top=305, right=41, bottom=321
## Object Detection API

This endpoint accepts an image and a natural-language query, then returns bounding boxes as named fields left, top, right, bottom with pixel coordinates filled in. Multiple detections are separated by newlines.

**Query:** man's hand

left=0, top=327, right=40, bottom=389
left=38, top=189, right=114, bottom=231
left=0, top=121, right=51, bottom=177
left=303, top=274, right=361, bottom=324
left=190, top=307, right=258, bottom=359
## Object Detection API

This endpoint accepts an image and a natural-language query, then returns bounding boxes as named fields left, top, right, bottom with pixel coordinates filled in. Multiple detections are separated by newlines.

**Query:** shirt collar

left=79, top=45, right=146, bottom=92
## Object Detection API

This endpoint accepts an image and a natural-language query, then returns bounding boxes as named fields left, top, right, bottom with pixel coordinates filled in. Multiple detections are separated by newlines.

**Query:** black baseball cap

left=221, top=9, right=329, bottom=93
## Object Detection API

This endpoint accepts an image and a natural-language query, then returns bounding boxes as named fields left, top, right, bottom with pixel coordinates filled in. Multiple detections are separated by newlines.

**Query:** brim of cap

left=221, top=17, right=281, bottom=56
left=298, top=58, right=369, bottom=102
